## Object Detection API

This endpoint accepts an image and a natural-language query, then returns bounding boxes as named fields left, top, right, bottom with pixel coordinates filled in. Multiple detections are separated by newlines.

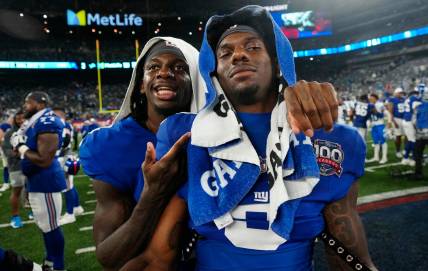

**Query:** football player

left=1, top=110, right=26, bottom=228
left=352, top=94, right=373, bottom=142
left=79, top=38, right=205, bottom=270
left=0, top=113, right=13, bottom=192
left=140, top=5, right=376, bottom=271
left=53, top=107, right=84, bottom=225
left=387, top=87, right=406, bottom=158
left=10, top=92, right=67, bottom=271
left=413, top=84, right=428, bottom=179
left=401, top=85, right=423, bottom=166
left=366, top=94, right=388, bottom=164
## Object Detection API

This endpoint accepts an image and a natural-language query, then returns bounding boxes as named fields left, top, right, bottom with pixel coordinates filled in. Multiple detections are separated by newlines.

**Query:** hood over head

left=115, top=37, right=206, bottom=122
left=198, top=5, right=296, bottom=108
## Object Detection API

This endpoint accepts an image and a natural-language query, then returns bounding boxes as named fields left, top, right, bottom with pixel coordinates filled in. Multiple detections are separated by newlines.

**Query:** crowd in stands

left=0, top=82, right=126, bottom=121
left=1, top=39, right=136, bottom=62
left=306, top=56, right=428, bottom=99
left=1, top=55, right=427, bottom=124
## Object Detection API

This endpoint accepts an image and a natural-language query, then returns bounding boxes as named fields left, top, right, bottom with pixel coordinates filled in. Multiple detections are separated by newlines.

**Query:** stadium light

left=177, top=16, right=181, bottom=21
left=19, top=13, right=24, bottom=17
left=158, top=22, right=162, bottom=26
left=294, top=25, right=428, bottom=58
left=43, top=14, right=47, bottom=19
left=131, top=30, right=135, bottom=35
left=189, top=32, right=192, bottom=35
left=0, top=61, right=78, bottom=69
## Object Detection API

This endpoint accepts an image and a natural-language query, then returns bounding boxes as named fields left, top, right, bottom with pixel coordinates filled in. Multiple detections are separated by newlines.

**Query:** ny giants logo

left=313, top=139, right=344, bottom=177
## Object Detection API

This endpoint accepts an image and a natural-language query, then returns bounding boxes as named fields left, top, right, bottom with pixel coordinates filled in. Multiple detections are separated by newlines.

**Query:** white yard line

left=0, top=219, right=35, bottom=228
left=365, top=162, right=402, bottom=172
left=79, top=226, right=93, bottom=232
left=86, top=191, right=95, bottom=195
left=75, top=246, right=96, bottom=254
left=85, top=199, right=97, bottom=204
left=81, top=210, right=95, bottom=215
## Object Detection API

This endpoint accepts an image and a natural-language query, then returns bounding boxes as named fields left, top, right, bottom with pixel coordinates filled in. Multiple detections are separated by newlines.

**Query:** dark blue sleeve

left=368, top=103, right=374, bottom=117
left=156, top=119, right=173, bottom=161
left=0, top=123, right=11, bottom=132
left=155, top=114, right=194, bottom=200
left=79, top=132, right=130, bottom=192
left=155, top=114, right=194, bottom=160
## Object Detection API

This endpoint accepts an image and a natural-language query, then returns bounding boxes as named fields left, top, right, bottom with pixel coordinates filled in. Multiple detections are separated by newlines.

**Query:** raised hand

left=141, top=132, right=190, bottom=197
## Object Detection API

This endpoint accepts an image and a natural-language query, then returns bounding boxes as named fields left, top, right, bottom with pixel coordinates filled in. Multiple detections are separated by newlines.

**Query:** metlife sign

left=67, top=10, right=143, bottom=26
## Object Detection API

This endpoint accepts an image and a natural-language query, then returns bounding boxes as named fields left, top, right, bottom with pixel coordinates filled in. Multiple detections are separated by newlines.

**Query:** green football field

left=0, top=140, right=427, bottom=270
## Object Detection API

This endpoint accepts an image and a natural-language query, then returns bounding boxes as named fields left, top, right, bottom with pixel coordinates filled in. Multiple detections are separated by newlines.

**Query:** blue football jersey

left=388, top=96, right=405, bottom=119
left=21, top=109, right=67, bottom=193
left=155, top=115, right=365, bottom=271
left=58, top=121, right=74, bottom=156
left=403, top=95, right=421, bottom=121
left=352, top=102, right=373, bottom=128
left=416, top=101, right=428, bottom=129
left=290, top=124, right=365, bottom=239
left=370, top=102, right=385, bottom=125
left=0, top=123, right=11, bottom=133
left=65, top=122, right=73, bottom=136
left=81, top=123, right=100, bottom=139
left=79, top=116, right=156, bottom=202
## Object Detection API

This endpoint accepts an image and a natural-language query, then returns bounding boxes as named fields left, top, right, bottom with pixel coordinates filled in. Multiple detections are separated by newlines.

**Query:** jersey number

left=355, top=103, right=368, bottom=116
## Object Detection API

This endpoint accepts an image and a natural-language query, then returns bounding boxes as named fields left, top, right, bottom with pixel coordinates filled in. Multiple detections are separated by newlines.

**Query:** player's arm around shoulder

left=323, top=182, right=377, bottom=271
left=118, top=195, right=188, bottom=271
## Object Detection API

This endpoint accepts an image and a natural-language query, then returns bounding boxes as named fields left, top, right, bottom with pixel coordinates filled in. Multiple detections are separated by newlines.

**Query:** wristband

left=18, top=145, right=29, bottom=159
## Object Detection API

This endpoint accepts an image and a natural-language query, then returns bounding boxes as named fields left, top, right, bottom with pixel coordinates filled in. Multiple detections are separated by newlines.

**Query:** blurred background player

left=387, top=87, right=406, bottom=158
left=367, top=94, right=388, bottom=164
left=336, top=97, right=348, bottom=125
left=53, top=107, right=84, bottom=226
left=401, top=85, right=423, bottom=166
left=0, top=113, right=13, bottom=192
left=1, top=110, right=26, bottom=228
left=80, top=118, right=99, bottom=139
left=413, top=84, right=428, bottom=179
left=352, top=94, right=373, bottom=142
left=11, top=92, right=67, bottom=271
